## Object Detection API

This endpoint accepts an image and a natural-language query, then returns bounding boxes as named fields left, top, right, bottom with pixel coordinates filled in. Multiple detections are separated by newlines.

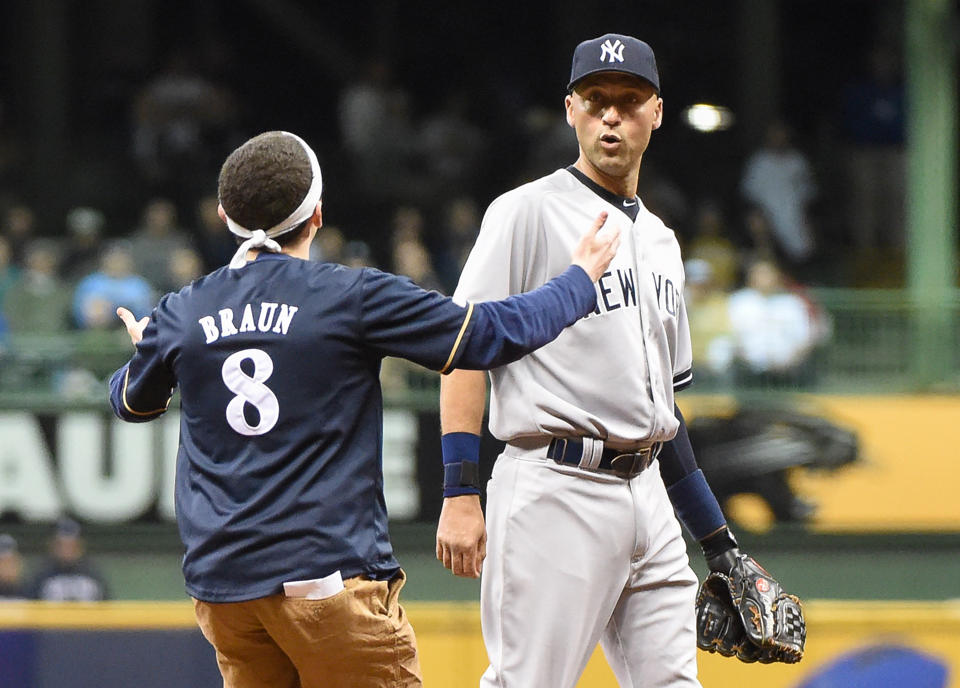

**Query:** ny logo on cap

left=600, top=39, right=625, bottom=63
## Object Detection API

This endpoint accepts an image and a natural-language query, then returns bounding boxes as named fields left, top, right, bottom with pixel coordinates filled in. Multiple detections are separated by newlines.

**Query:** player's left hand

left=117, top=307, right=149, bottom=345
left=436, top=494, right=486, bottom=578
left=695, top=552, right=806, bottom=664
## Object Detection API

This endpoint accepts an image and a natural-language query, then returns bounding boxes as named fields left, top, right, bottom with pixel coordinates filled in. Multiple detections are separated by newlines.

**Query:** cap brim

left=567, top=68, right=660, bottom=93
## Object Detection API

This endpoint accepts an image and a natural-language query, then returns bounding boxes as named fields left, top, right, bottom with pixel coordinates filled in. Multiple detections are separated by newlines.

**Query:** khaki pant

left=194, top=570, right=422, bottom=688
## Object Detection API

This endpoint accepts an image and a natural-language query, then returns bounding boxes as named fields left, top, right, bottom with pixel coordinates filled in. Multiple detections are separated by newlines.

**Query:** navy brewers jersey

left=109, top=252, right=595, bottom=602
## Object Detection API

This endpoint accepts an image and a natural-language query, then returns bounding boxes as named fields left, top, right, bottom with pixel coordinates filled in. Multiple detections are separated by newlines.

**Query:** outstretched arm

left=451, top=211, right=618, bottom=371
left=365, top=212, right=618, bottom=374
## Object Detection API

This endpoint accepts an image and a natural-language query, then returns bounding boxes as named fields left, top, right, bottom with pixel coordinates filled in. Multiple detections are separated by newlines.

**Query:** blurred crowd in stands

left=0, top=25, right=908, bottom=395
left=0, top=519, right=109, bottom=602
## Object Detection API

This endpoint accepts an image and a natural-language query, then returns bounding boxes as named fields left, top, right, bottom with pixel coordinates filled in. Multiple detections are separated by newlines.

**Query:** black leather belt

left=546, top=438, right=659, bottom=479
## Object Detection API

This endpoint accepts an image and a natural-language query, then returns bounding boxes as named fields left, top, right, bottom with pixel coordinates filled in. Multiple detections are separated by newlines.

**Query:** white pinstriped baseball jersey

left=454, top=167, right=692, bottom=447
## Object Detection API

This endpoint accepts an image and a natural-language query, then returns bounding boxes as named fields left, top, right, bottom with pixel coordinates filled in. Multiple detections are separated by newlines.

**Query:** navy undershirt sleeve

left=660, top=404, right=730, bottom=542
left=658, top=404, right=699, bottom=486
left=456, top=265, right=595, bottom=370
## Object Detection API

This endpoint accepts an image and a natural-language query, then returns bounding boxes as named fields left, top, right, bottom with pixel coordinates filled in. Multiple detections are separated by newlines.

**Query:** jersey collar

left=252, top=251, right=295, bottom=263
left=565, top=166, right=641, bottom=221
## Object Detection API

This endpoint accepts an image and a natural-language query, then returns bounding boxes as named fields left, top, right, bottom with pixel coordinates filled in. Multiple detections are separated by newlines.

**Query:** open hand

left=116, top=307, right=149, bottom=345
left=571, top=211, right=621, bottom=281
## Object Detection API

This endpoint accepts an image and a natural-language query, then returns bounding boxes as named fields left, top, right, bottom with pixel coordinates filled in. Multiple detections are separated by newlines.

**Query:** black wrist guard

left=443, top=461, right=481, bottom=490
left=700, top=527, right=740, bottom=574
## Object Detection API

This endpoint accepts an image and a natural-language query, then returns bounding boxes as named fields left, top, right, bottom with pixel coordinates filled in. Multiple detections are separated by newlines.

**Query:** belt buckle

left=609, top=447, right=651, bottom=478
left=609, top=453, right=638, bottom=477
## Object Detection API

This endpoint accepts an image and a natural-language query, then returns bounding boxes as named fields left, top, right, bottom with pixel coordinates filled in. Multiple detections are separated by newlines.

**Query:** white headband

left=225, top=132, right=323, bottom=269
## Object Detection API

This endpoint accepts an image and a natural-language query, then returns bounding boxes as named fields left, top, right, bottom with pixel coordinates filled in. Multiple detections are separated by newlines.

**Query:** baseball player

left=437, top=34, right=803, bottom=687
left=108, top=130, right=620, bottom=688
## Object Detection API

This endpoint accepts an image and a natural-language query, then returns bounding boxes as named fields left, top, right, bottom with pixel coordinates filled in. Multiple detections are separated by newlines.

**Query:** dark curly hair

left=218, top=131, right=316, bottom=246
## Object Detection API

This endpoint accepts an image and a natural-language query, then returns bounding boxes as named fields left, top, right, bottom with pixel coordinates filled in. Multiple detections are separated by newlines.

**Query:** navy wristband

left=441, top=432, right=481, bottom=498
left=665, top=469, right=726, bottom=541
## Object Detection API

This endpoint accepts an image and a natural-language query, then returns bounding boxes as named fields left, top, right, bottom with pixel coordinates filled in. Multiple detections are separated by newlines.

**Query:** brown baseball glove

left=695, top=553, right=806, bottom=664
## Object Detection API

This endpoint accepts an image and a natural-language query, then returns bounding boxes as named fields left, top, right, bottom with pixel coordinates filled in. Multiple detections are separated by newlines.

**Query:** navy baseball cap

left=567, top=33, right=660, bottom=94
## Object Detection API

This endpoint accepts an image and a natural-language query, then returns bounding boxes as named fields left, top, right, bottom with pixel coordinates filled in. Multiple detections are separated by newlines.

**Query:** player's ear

left=652, top=97, right=663, bottom=130
left=564, top=94, right=576, bottom=128
left=312, top=201, right=323, bottom=229
left=217, top=203, right=227, bottom=223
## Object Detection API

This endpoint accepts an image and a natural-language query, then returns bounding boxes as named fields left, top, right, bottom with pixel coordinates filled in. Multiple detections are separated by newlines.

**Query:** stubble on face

left=566, top=74, right=662, bottom=196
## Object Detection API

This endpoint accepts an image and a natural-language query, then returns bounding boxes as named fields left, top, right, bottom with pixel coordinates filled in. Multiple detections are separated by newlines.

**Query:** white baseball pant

left=479, top=449, right=701, bottom=688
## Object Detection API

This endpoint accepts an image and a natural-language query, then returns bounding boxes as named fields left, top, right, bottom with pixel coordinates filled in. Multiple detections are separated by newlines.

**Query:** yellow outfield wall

left=1, top=601, right=958, bottom=687
left=678, top=394, right=960, bottom=532
left=411, top=601, right=960, bottom=687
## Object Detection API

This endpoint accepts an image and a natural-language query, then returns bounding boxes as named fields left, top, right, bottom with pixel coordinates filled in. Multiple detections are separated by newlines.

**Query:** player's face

left=565, top=73, right=662, bottom=190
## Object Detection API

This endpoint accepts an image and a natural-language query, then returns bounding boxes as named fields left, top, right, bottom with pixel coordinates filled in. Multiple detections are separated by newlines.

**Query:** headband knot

left=228, top=229, right=284, bottom=269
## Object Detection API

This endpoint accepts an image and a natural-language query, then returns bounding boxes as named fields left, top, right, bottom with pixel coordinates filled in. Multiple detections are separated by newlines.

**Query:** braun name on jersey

left=197, top=301, right=300, bottom=344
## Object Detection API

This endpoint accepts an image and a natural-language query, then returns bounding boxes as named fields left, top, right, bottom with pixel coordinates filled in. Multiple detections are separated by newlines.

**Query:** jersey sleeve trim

left=122, top=368, right=172, bottom=417
left=438, top=302, right=475, bottom=374
left=673, top=368, right=693, bottom=392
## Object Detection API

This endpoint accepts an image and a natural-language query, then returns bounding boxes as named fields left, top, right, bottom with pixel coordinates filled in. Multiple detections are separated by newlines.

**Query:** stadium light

left=682, top=103, right=735, bottom=132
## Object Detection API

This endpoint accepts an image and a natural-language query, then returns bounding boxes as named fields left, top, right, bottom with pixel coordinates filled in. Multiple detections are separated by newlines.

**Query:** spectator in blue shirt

left=73, top=241, right=154, bottom=329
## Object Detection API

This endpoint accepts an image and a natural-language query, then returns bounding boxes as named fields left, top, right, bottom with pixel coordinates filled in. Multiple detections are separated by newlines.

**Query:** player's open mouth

left=600, top=134, right=621, bottom=147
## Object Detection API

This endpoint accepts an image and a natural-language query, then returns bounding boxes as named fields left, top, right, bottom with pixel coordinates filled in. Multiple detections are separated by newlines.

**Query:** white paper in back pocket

left=283, top=570, right=344, bottom=599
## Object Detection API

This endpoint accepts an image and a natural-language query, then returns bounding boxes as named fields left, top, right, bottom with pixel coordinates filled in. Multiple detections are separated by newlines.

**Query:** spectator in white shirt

left=728, top=259, right=816, bottom=385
